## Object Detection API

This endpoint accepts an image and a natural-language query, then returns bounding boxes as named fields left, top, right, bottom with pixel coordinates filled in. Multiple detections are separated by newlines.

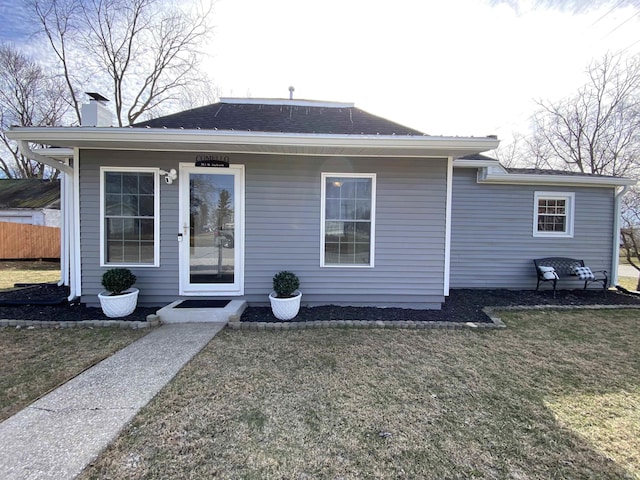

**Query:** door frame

left=178, top=162, right=245, bottom=296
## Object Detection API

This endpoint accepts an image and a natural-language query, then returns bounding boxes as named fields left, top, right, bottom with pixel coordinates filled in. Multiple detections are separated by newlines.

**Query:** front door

left=179, top=164, right=244, bottom=295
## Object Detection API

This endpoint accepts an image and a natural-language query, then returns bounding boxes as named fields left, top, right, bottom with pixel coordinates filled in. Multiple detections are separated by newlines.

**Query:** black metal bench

left=533, top=257, right=608, bottom=297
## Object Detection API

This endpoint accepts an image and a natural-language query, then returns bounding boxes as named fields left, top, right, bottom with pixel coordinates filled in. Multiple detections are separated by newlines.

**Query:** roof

left=133, top=98, right=425, bottom=136
left=0, top=179, right=60, bottom=209
left=506, top=167, right=622, bottom=179
left=5, top=97, right=500, bottom=159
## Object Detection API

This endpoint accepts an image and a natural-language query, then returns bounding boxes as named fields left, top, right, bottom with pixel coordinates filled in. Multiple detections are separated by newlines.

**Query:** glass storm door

left=179, top=165, right=243, bottom=295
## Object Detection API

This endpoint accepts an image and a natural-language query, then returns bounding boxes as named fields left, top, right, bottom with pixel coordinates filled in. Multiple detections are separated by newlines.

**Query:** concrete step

left=157, top=299, right=247, bottom=323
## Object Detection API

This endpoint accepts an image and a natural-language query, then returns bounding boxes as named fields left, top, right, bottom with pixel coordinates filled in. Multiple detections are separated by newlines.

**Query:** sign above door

left=195, top=154, right=230, bottom=168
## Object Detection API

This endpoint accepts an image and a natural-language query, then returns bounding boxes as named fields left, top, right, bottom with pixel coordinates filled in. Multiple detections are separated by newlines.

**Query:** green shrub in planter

left=272, top=271, right=300, bottom=298
left=101, top=268, right=137, bottom=296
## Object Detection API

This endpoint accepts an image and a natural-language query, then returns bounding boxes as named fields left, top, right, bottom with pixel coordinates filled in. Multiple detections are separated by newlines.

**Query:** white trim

left=72, top=149, right=81, bottom=298
left=179, top=163, right=245, bottom=296
left=478, top=165, right=636, bottom=187
left=99, top=167, right=161, bottom=267
left=6, top=127, right=500, bottom=159
left=220, top=97, right=355, bottom=108
left=533, top=191, right=575, bottom=238
left=37, top=147, right=75, bottom=159
left=452, top=158, right=501, bottom=168
left=443, top=157, right=453, bottom=296
left=320, top=173, right=376, bottom=268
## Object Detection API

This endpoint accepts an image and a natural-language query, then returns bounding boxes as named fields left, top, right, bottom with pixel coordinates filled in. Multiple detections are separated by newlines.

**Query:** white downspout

left=612, top=185, right=630, bottom=287
left=17, top=141, right=73, bottom=175
left=58, top=172, right=69, bottom=287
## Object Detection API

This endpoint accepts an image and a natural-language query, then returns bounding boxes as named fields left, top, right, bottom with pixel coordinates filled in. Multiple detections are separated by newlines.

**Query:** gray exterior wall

left=79, top=150, right=448, bottom=308
left=450, top=168, right=616, bottom=289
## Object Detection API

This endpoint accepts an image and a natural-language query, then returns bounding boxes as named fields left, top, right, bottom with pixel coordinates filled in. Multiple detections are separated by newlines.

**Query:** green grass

left=80, top=310, right=640, bottom=479
left=0, top=328, right=149, bottom=421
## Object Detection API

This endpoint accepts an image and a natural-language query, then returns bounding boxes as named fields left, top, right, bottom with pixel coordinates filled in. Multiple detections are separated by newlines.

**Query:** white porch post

left=443, top=156, right=453, bottom=296
left=70, top=149, right=82, bottom=300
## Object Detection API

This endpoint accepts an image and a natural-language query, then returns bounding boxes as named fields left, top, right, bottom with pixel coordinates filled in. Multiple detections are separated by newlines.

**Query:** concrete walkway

left=0, top=323, right=225, bottom=480
left=618, top=264, right=640, bottom=279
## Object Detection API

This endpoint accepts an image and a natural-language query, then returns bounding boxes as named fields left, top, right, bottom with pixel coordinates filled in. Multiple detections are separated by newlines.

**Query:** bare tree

left=0, top=44, right=68, bottom=178
left=530, top=53, right=640, bottom=177
left=621, top=187, right=640, bottom=289
left=499, top=52, right=640, bottom=286
left=30, top=0, right=214, bottom=126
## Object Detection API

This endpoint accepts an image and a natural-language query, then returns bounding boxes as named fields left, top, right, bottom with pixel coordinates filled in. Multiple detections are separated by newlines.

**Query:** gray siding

left=78, top=150, right=180, bottom=305
left=79, top=150, right=448, bottom=308
left=450, top=168, right=616, bottom=289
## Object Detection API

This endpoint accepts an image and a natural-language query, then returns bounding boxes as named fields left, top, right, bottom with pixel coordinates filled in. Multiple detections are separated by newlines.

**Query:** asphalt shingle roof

left=133, top=99, right=424, bottom=135
left=506, top=167, right=622, bottom=179
left=0, top=179, right=60, bottom=209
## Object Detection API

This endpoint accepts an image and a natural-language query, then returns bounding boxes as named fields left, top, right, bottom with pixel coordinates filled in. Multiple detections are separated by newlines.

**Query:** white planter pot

left=98, top=288, right=139, bottom=318
left=269, top=291, right=302, bottom=320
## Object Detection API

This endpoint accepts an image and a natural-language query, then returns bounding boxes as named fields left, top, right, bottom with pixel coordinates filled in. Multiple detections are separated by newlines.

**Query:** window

left=533, top=192, right=574, bottom=238
left=100, top=168, right=160, bottom=266
left=321, top=173, right=376, bottom=267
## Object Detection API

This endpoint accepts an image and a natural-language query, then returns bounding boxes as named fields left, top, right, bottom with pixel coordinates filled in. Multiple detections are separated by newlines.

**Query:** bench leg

left=584, top=279, right=607, bottom=296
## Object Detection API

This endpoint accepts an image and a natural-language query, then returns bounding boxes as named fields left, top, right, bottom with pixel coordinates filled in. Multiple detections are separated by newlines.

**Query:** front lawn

left=0, top=328, right=149, bottom=421
left=81, top=310, right=639, bottom=479
left=0, top=260, right=60, bottom=290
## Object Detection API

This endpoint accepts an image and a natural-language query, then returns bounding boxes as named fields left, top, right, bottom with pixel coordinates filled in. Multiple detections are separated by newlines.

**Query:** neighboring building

left=0, top=179, right=60, bottom=227
left=5, top=97, right=635, bottom=307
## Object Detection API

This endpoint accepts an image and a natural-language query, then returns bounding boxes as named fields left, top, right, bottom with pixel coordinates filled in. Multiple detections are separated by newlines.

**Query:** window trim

left=320, top=172, right=376, bottom=268
left=533, top=191, right=575, bottom=238
left=100, top=167, right=161, bottom=267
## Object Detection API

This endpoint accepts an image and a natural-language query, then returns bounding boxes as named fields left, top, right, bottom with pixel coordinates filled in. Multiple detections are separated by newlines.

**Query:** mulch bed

left=243, top=288, right=640, bottom=324
left=0, top=284, right=158, bottom=322
left=1, top=284, right=639, bottom=323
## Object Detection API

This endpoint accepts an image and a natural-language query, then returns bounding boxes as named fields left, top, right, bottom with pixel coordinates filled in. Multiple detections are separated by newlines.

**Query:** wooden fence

left=0, top=222, right=60, bottom=259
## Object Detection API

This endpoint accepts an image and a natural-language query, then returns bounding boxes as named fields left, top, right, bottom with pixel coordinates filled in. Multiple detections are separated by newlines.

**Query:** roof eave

left=453, top=158, right=501, bottom=168
left=478, top=167, right=636, bottom=187
left=5, top=127, right=500, bottom=158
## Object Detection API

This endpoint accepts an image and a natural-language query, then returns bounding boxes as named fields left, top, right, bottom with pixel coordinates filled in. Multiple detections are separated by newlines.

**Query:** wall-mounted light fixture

left=159, top=169, right=178, bottom=184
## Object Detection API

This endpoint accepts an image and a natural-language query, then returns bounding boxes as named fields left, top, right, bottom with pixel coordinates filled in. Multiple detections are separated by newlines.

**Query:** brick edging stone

left=0, top=314, right=161, bottom=330
left=228, top=317, right=502, bottom=331
left=227, top=304, right=640, bottom=331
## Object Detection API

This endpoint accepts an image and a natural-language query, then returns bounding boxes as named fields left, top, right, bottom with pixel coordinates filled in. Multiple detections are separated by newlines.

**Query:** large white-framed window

left=100, top=167, right=160, bottom=267
left=533, top=191, right=575, bottom=238
left=321, top=173, right=376, bottom=267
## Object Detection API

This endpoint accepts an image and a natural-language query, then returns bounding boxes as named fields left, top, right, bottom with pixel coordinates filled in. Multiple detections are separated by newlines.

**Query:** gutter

left=612, top=185, right=631, bottom=287
left=7, top=127, right=500, bottom=158
left=477, top=165, right=636, bottom=188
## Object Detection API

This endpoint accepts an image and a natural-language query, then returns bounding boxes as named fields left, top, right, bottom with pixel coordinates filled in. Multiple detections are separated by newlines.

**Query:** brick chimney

left=81, top=93, right=112, bottom=127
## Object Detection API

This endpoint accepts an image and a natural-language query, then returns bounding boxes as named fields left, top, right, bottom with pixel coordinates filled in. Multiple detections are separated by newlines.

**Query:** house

left=0, top=179, right=60, bottom=226
left=4, top=97, right=636, bottom=308
left=0, top=179, right=61, bottom=260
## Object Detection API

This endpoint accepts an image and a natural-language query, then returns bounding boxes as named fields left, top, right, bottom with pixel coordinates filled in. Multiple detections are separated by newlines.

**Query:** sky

left=1, top=0, right=640, bottom=147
